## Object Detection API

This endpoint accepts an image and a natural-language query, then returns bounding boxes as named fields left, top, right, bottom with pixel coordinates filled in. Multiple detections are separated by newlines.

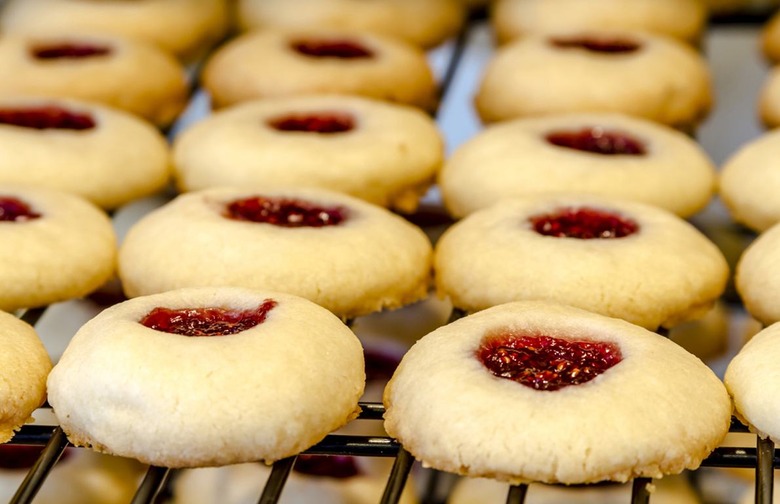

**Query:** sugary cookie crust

left=383, top=301, right=732, bottom=484
left=434, top=194, right=729, bottom=329
left=725, top=323, right=780, bottom=444
left=0, top=185, right=117, bottom=312
left=237, top=0, right=465, bottom=49
left=492, top=0, right=707, bottom=45
left=0, top=0, right=228, bottom=61
left=202, top=29, right=436, bottom=111
left=0, top=96, right=170, bottom=209
left=173, top=95, right=443, bottom=212
left=0, top=311, right=52, bottom=443
left=475, top=31, right=712, bottom=128
left=719, top=129, right=780, bottom=232
left=439, top=112, right=715, bottom=218
left=118, top=187, right=433, bottom=319
left=0, top=34, right=187, bottom=127
left=735, top=224, right=780, bottom=325
left=47, top=287, right=365, bottom=467
left=758, top=66, right=780, bottom=129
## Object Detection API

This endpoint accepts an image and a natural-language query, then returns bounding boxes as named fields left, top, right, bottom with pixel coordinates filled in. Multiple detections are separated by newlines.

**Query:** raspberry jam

left=225, top=196, right=346, bottom=227
left=0, top=445, right=71, bottom=470
left=267, top=112, right=355, bottom=134
left=140, top=300, right=277, bottom=337
left=477, top=334, right=622, bottom=391
left=0, top=106, right=95, bottom=131
left=0, top=197, right=41, bottom=222
left=291, top=39, right=374, bottom=59
left=293, top=455, right=361, bottom=479
left=550, top=36, right=641, bottom=54
left=545, top=127, right=646, bottom=156
left=530, top=207, right=638, bottom=239
left=31, top=42, right=112, bottom=60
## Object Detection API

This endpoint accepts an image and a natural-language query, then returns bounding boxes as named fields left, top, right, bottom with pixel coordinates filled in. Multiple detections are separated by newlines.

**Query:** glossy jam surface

left=293, top=455, right=361, bottom=479
left=291, top=39, right=374, bottom=59
left=31, top=42, right=112, bottom=60
left=0, top=106, right=95, bottom=131
left=267, top=112, right=355, bottom=134
left=545, top=127, right=646, bottom=156
left=550, top=36, right=641, bottom=54
left=477, top=334, right=622, bottom=391
left=530, top=207, right=638, bottom=239
left=0, top=445, right=71, bottom=470
left=0, top=197, right=41, bottom=222
left=140, top=300, right=277, bottom=337
left=225, top=196, right=346, bottom=227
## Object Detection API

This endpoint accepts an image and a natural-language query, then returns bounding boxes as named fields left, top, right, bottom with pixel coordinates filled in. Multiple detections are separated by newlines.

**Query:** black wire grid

left=4, top=10, right=779, bottom=504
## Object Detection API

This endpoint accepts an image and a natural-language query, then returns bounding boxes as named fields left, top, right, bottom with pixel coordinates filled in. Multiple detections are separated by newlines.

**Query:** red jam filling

left=550, top=36, right=641, bottom=54
left=140, top=300, right=277, bottom=337
left=364, top=348, right=402, bottom=383
left=0, top=106, right=95, bottom=131
left=545, top=127, right=646, bottom=156
left=225, top=196, right=346, bottom=227
left=530, top=207, right=638, bottom=239
left=0, top=197, right=41, bottom=222
left=477, top=334, right=622, bottom=391
left=267, top=112, right=355, bottom=134
left=291, top=39, right=374, bottom=59
left=0, top=445, right=71, bottom=470
left=293, top=455, right=361, bottom=479
left=31, top=42, right=112, bottom=60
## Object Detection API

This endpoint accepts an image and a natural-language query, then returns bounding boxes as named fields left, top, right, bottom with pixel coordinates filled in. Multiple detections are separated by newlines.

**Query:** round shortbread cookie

left=0, top=446, right=143, bottom=504
left=383, top=301, right=732, bottom=484
left=475, top=31, right=712, bottom=128
left=0, top=33, right=188, bottom=127
left=0, top=185, right=117, bottom=312
left=47, top=287, right=365, bottom=467
left=449, top=474, right=700, bottom=504
left=492, top=0, right=707, bottom=46
left=725, top=322, right=780, bottom=444
left=762, top=8, right=780, bottom=64
left=758, top=67, right=780, bottom=129
left=118, top=187, right=433, bottom=319
left=735, top=223, right=780, bottom=325
left=173, top=95, right=443, bottom=212
left=434, top=194, right=729, bottom=329
left=0, top=311, right=51, bottom=443
left=0, top=96, right=170, bottom=210
left=719, top=129, right=780, bottom=232
left=236, top=0, right=465, bottom=49
left=439, top=113, right=716, bottom=219
left=0, top=0, right=228, bottom=61
left=202, top=29, right=436, bottom=111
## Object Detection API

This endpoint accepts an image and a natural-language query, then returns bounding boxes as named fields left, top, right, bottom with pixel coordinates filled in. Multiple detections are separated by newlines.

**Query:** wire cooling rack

left=4, top=6, right=780, bottom=504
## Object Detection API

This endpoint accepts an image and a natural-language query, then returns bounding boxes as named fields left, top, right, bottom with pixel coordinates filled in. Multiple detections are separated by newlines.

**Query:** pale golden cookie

left=119, top=187, right=433, bottom=319
left=0, top=33, right=187, bottom=127
left=440, top=113, right=716, bottom=218
left=236, top=0, right=465, bottom=49
left=758, top=67, right=780, bottom=129
left=434, top=194, right=729, bottom=329
left=0, top=311, right=51, bottom=443
left=0, top=185, right=117, bottom=312
left=0, top=96, right=170, bottom=209
left=47, top=287, right=365, bottom=467
left=475, top=31, right=712, bottom=128
left=492, top=0, right=707, bottom=45
left=0, top=0, right=229, bottom=60
left=202, top=29, right=436, bottom=111
left=173, top=95, right=443, bottom=212
left=725, top=322, right=780, bottom=445
left=0, top=447, right=143, bottom=504
left=383, top=301, right=732, bottom=484
left=735, top=223, right=780, bottom=325
left=449, top=474, right=700, bottom=504
left=719, top=129, right=780, bottom=232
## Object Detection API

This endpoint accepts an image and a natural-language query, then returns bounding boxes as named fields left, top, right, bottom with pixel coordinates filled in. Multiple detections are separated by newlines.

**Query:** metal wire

left=257, top=456, right=297, bottom=504
left=757, top=438, right=775, bottom=504
left=630, top=477, right=652, bottom=504
left=130, top=466, right=171, bottom=504
left=506, top=484, right=528, bottom=504
left=380, top=447, right=415, bottom=504
left=9, top=426, right=68, bottom=504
